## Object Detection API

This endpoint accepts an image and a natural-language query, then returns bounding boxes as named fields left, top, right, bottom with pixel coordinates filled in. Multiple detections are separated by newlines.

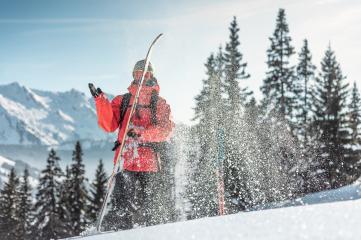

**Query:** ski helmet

left=133, top=59, right=153, bottom=73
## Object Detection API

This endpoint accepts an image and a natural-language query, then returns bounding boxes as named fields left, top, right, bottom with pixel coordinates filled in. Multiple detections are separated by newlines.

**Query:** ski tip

left=156, top=33, right=164, bottom=40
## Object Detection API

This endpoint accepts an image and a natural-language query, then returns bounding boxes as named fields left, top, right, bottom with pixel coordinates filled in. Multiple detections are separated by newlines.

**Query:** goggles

left=132, top=78, right=158, bottom=87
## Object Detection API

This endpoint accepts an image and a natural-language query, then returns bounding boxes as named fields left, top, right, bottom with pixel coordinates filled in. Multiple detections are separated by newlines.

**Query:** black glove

left=88, top=83, right=103, bottom=98
left=127, top=129, right=141, bottom=138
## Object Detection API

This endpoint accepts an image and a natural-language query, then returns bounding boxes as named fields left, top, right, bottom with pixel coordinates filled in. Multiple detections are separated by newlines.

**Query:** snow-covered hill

left=0, top=155, right=39, bottom=188
left=252, top=178, right=361, bottom=210
left=67, top=178, right=361, bottom=240
left=70, top=198, right=361, bottom=240
left=0, top=82, right=112, bottom=145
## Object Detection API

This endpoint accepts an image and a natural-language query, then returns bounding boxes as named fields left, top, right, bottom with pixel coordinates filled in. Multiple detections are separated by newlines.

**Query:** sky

left=0, top=0, right=360, bottom=124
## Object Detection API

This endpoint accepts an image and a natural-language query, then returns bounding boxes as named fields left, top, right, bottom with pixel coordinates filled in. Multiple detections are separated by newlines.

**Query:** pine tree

left=224, top=16, right=253, bottom=109
left=68, top=141, right=88, bottom=235
left=345, top=82, right=361, bottom=181
left=14, top=169, right=33, bottom=240
left=193, top=54, right=216, bottom=122
left=294, top=39, right=317, bottom=144
left=188, top=53, right=224, bottom=218
left=223, top=23, right=253, bottom=211
left=186, top=126, right=218, bottom=219
left=261, top=8, right=295, bottom=119
left=291, top=39, right=318, bottom=194
left=313, top=45, right=350, bottom=189
left=87, top=159, right=107, bottom=223
left=33, top=149, right=66, bottom=240
left=57, top=165, right=73, bottom=237
left=0, top=168, right=20, bottom=239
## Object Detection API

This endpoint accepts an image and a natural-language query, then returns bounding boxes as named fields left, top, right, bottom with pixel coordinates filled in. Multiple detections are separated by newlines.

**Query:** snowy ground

left=252, top=178, right=361, bottom=210
left=71, top=197, right=361, bottom=240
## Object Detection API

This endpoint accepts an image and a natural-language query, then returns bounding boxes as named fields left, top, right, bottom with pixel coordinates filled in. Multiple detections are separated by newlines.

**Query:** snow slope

left=252, top=178, right=361, bottom=211
left=299, top=179, right=361, bottom=204
left=0, top=82, right=112, bottom=145
left=70, top=198, right=361, bottom=240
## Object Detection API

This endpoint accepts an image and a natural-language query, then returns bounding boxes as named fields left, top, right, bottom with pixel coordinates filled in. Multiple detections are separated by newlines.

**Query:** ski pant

left=103, top=170, right=161, bottom=230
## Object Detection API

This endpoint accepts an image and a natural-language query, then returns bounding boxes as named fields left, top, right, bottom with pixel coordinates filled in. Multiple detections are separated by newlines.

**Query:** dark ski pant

left=103, top=170, right=161, bottom=231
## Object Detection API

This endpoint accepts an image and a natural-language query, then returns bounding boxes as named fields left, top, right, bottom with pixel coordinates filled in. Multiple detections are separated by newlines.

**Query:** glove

left=88, top=83, right=103, bottom=98
left=127, top=129, right=141, bottom=138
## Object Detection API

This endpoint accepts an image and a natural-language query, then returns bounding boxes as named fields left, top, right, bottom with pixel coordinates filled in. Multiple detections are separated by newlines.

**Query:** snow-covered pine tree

left=185, top=126, right=203, bottom=220
left=14, top=169, right=33, bottom=240
left=224, top=16, right=253, bottom=108
left=312, top=45, right=350, bottom=189
left=345, top=82, right=361, bottom=182
left=292, top=39, right=319, bottom=194
left=261, top=8, right=295, bottom=120
left=0, top=168, right=19, bottom=239
left=57, top=165, right=73, bottom=237
left=294, top=39, right=317, bottom=144
left=223, top=17, right=253, bottom=213
left=33, top=149, right=66, bottom=240
left=192, top=54, right=216, bottom=122
left=188, top=52, right=224, bottom=218
left=87, top=159, right=107, bottom=223
left=68, top=141, right=88, bottom=235
left=258, top=8, right=305, bottom=199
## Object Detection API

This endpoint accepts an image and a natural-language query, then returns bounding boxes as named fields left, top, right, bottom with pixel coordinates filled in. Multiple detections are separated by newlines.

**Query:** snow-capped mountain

left=0, top=82, right=112, bottom=146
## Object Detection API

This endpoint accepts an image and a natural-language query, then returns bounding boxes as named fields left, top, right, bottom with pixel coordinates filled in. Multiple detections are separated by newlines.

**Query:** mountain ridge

left=0, top=82, right=114, bottom=146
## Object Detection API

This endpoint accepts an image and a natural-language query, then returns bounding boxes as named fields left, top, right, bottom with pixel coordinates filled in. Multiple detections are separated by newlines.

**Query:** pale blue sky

left=0, top=0, right=360, bottom=124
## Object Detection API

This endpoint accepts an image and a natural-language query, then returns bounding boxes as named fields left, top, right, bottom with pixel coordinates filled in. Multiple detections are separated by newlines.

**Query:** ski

left=95, top=33, right=164, bottom=233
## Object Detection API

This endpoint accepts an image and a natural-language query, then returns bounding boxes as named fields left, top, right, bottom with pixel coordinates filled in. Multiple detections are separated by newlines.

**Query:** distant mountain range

left=0, top=154, right=39, bottom=189
left=0, top=82, right=118, bottom=177
left=0, top=82, right=114, bottom=146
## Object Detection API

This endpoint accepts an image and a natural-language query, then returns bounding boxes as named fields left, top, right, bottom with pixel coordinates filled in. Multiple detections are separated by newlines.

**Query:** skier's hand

left=88, top=83, right=103, bottom=98
left=127, top=129, right=141, bottom=138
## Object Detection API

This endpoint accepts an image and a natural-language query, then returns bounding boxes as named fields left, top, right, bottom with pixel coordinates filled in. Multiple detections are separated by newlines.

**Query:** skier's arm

left=141, top=98, right=174, bottom=142
left=95, top=94, right=121, bottom=132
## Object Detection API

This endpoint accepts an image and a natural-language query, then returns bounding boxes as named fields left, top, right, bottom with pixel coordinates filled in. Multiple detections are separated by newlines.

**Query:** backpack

left=116, top=90, right=170, bottom=172
left=112, top=90, right=160, bottom=152
left=119, top=90, right=158, bottom=127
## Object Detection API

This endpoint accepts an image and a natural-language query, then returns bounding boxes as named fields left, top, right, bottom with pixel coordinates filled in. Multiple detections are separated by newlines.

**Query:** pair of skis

left=95, top=33, right=163, bottom=233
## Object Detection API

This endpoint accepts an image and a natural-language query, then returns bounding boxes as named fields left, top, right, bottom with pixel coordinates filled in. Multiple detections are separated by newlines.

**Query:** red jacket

left=95, top=82, right=174, bottom=172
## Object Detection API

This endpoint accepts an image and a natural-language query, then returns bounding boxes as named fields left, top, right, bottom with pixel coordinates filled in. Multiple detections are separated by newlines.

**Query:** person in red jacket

left=89, top=60, right=174, bottom=230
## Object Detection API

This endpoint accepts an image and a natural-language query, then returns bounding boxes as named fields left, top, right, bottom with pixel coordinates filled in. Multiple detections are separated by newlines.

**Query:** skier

left=89, top=60, right=174, bottom=230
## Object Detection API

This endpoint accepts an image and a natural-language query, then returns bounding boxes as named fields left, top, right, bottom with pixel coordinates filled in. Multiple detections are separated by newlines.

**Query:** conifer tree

left=294, top=39, right=317, bottom=144
left=224, top=16, right=253, bottom=109
left=33, top=149, right=66, bottom=240
left=68, top=141, right=88, bottom=235
left=193, top=54, right=216, bottom=122
left=87, top=159, right=107, bottom=223
left=345, top=82, right=361, bottom=181
left=261, top=8, right=295, bottom=119
left=312, top=45, right=350, bottom=188
left=186, top=126, right=218, bottom=219
left=57, top=165, right=73, bottom=237
left=188, top=53, right=224, bottom=218
left=223, top=21, right=253, bottom=211
left=0, top=168, right=19, bottom=239
left=14, top=169, right=33, bottom=240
